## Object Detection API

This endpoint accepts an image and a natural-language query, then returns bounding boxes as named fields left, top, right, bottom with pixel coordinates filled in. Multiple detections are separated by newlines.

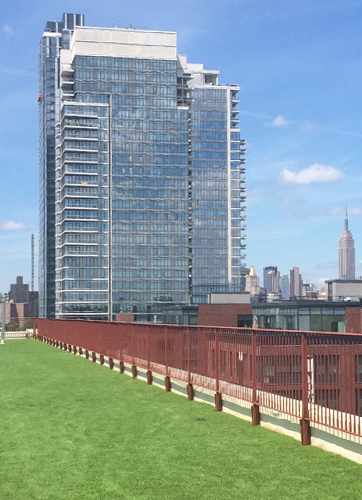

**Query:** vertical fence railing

left=164, top=325, right=171, bottom=392
left=187, top=327, right=194, bottom=400
left=301, top=333, right=311, bottom=445
left=251, top=330, right=260, bottom=425
left=215, top=329, right=222, bottom=411
left=146, top=325, right=152, bottom=385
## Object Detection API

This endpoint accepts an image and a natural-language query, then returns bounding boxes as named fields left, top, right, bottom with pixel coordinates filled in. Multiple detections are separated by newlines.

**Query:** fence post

left=165, top=326, right=171, bottom=392
left=214, top=329, right=222, bottom=411
left=147, top=325, right=152, bottom=385
left=119, top=325, right=124, bottom=374
left=131, top=323, right=137, bottom=379
left=187, top=327, right=194, bottom=401
left=300, top=332, right=311, bottom=445
left=252, top=330, right=260, bottom=425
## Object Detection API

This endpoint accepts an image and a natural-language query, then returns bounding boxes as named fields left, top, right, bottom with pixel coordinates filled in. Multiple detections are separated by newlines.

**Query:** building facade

left=290, top=266, right=302, bottom=298
left=326, top=279, right=362, bottom=301
left=9, top=276, right=29, bottom=303
left=39, top=14, right=85, bottom=318
left=39, top=15, right=246, bottom=321
left=279, top=274, right=290, bottom=300
left=338, top=210, right=355, bottom=280
left=245, top=265, right=260, bottom=296
left=253, top=300, right=348, bottom=332
left=263, top=266, right=277, bottom=294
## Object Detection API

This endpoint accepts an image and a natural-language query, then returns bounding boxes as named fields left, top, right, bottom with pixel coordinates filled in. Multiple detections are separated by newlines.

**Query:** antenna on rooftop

left=31, top=234, right=34, bottom=292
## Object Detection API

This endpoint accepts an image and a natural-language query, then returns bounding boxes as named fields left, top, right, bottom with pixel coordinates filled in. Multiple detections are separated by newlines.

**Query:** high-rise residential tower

left=263, top=266, right=277, bottom=293
left=290, top=266, right=302, bottom=298
left=339, top=210, right=355, bottom=279
left=279, top=275, right=290, bottom=300
left=39, top=13, right=85, bottom=318
left=39, top=14, right=246, bottom=321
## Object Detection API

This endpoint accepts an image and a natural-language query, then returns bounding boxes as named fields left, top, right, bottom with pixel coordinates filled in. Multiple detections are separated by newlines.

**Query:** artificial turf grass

left=0, top=340, right=362, bottom=500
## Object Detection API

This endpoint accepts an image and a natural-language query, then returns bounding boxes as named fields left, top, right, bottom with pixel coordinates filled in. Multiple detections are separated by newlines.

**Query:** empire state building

left=338, top=211, right=355, bottom=279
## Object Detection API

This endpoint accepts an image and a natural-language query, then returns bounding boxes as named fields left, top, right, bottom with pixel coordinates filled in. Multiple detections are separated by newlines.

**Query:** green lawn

left=1, top=340, right=362, bottom=500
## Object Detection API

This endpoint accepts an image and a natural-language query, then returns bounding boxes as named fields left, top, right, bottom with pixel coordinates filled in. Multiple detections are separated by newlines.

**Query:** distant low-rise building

left=0, top=276, right=39, bottom=329
left=198, top=292, right=253, bottom=327
left=326, top=279, right=362, bottom=302
left=252, top=300, right=360, bottom=332
left=196, top=297, right=362, bottom=332
left=9, top=276, right=29, bottom=303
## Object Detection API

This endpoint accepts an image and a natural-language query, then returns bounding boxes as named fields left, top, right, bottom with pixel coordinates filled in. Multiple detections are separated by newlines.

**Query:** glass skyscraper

left=39, top=14, right=85, bottom=318
left=338, top=210, right=355, bottom=280
left=39, top=14, right=246, bottom=321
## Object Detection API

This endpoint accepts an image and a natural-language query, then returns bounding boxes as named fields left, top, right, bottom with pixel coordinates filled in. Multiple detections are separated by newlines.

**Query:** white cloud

left=299, top=120, right=316, bottom=132
left=284, top=210, right=311, bottom=220
left=1, top=221, right=26, bottom=230
left=279, top=164, right=345, bottom=185
left=2, top=24, right=14, bottom=36
left=0, top=66, right=37, bottom=78
left=277, top=196, right=292, bottom=205
left=239, top=110, right=270, bottom=120
left=315, top=260, right=337, bottom=270
left=248, top=188, right=264, bottom=198
left=271, top=115, right=289, bottom=127
left=317, top=277, right=329, bottom=285
left=242, top=108, right=362, bottom=138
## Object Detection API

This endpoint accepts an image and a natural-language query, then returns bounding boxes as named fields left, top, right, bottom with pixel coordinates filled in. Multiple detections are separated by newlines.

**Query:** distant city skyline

left=1, top=1, right=362, bottom=292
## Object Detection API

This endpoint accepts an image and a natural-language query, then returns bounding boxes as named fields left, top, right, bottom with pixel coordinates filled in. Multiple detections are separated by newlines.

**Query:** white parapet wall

left=67, top=26, right=177, bottom=61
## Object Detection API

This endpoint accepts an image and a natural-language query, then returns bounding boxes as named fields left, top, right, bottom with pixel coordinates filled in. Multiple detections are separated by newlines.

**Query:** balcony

left=61, top=65, right=74, bottom=76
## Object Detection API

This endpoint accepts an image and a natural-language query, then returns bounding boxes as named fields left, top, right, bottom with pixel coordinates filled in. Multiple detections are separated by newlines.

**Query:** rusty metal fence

left=35, top=318, right=362, bottom=445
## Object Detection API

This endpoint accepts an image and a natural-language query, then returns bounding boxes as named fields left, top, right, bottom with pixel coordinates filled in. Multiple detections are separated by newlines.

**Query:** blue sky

left=1, top=0, right=362, bottom=292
